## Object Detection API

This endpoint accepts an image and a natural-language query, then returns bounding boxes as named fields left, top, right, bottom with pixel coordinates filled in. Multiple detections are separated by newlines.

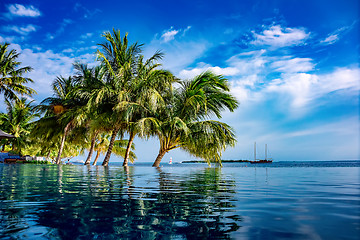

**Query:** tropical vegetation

left=0, top=30, right=238, bottom=166
left=0, top=43, right=35, bottom=101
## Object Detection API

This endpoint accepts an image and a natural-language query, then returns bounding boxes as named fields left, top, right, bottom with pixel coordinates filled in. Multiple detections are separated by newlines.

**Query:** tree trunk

left=46, top=151, right=51, bottom=161
left=123, top=131, right=135, bottom=166
left=152, top=149, right=167, bottom=167
left=102, top=127, right=119, bottom=166
left=84, top=132, right=98, bottom=165
left=93, top=151, right=100, bottom=165
left=55, top=122, right=71, bottom=164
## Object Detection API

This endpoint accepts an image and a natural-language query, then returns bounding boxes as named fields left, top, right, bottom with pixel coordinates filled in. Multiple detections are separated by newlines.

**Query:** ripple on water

left=0, top=163, right=359, bottom=239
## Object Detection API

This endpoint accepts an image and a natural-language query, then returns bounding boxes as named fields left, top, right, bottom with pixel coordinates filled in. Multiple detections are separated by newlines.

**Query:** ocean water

left=0, top=161, right=359, bottom=240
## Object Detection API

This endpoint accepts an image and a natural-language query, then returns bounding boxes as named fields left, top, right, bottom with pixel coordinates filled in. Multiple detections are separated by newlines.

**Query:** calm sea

left=0, top=161, right=359, bottom=239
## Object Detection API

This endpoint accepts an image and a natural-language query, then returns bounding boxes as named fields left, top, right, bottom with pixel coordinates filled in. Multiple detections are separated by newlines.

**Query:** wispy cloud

left=6, top=4, right=41, bottom=18
left=3, top=24, right=38, bottom=35
left=80, top=33, right=93, bottom=39
left=270, top=57, right=315, bottom=73
left=161, top=28, right=179, bottom=43
left=179, top=63, right=240, bottom=79
left=251, top=25, right=310, bottom=48
left=46, top=19, right=73, bottom=40
left=182, top=26, right=192, bottom=35
left=62, top=48, right=74, bottom=53
left=73, top=3, right=101, bottom=19
left=176, top=45, right=359, bottom=116
left=320, top=24, right=355, bottom=45
left=0, top=35, right=17, bottom=43
left=283, top=117, right=358, bottom=138
left=320, top=34, right=339, bottom=45
left=266, top=67, right=360, bottom=112
left=62, top=45, right=97, bottom=55
left=160, top=26, right=192, bottom=43
left=9, top=44, right=96, bottom=99
left=146, top=28, right=207, bottom=74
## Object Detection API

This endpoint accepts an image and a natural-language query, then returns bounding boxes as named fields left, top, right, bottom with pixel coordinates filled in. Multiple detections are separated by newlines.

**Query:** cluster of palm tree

left=0, top=43, right=37, bottom=154
left=0, top=29, right=239, bottom=167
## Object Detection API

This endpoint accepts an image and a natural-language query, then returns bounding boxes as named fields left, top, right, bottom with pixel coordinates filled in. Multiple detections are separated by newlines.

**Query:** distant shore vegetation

left=0, top=29, right=239, bottom=167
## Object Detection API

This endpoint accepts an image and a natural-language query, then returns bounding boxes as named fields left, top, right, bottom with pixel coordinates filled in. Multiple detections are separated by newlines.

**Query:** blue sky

left=0, top=0, right=359, bottom=162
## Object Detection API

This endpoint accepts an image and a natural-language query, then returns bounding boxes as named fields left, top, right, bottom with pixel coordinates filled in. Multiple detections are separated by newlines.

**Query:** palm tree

left=94, top=29, right=143, bottom=166
left=36, top=76, right=85, bottom=164
left=0, top=43, right=35, bottom=101
left=30, top=118, right=85, bottom=163
left=95, top=30, right=178, bottom=166
left=141, top=71, right=239, bottom=167
left=0, top=97, right=38, bottom=154
left=121, top=54, right=177, bottom=166
left=71, top=62, right=107, bottom=165
left=92, top=133, right=136, bottom=165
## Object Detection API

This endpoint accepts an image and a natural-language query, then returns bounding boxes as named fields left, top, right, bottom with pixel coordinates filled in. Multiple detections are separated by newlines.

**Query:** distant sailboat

left=250, top=142, right=273, bottom=164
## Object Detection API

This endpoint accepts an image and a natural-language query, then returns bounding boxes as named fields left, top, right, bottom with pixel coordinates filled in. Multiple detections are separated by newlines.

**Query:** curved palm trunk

left=55, top=122, right=71, bottom=164
left=92, top=151, right=100, bottom=165
left=102, top=127, right=119, bottom=166
left=123, top=131, right=135, bottom=166
left=84, top=132, right=98, bottom=165
left=152, top=149, right=167, bottom=167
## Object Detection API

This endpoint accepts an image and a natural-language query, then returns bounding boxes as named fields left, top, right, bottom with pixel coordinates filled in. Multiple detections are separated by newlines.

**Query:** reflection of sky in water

left=0, top=163, right=359, bottom=239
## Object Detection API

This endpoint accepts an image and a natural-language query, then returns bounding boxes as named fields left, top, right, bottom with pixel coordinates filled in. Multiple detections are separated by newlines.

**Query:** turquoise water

left=0, top=162, right=359, bottom=239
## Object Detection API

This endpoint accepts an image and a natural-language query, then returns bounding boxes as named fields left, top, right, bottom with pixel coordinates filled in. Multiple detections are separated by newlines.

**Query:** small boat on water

left=250, top=142, right=273, bottom=164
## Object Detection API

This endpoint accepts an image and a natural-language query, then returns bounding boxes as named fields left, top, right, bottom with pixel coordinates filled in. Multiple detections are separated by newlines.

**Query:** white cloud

left=266, top=67, right=360, bottom=109
left=226, top=50, right=268, bottom=75
left=320, top=34, right=339, bottom=45
left=251, top=25, right=310, bottom=48
left=271, top=57, right=315, bottom=73
left=175, top=47, right=359, bottom=114
left=4, top=24, right=37, bottom=35
left=177, top=50, right=267, bottom=100
left=161, top=29, right=179, bottom=43
left=62, top=48, right=74, bottom=53
left=62, top=45, right=98, bottom=54
left=9, top=44, right=96, bottom=100
left=32, top=46, right=42, bottom=51
left=160, top=26, right=192, bottom=43
left=80, top=33, right=93, bottom=39
left=231, top=75, right=262, bottom=103
left=7, top=4, right=41, bottom=17
left=267, top=73, right=316, bottom=108
left=0, top=35, right=17, bottom=43
left=145, top=26, right=197, bottom=72
left=178, top=50, right=269, bottom=103
left=179, top=63, right=240, bottom=79
left=183, top=26, right=192, bottom=35
left=145, top=39, right=208, bottom=75
left=320, top=24, right=355, bottom=45
left=314, top=67, right=360, bottom=96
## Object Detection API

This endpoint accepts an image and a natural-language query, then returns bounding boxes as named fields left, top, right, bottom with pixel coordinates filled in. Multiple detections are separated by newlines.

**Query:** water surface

left=0, top=162, right=359, bottom=239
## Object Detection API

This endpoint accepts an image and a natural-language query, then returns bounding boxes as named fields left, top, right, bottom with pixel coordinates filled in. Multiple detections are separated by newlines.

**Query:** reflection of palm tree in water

left=20, top=166, right=242, bottom=239
left=153, top=167, right=242, bottom=239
